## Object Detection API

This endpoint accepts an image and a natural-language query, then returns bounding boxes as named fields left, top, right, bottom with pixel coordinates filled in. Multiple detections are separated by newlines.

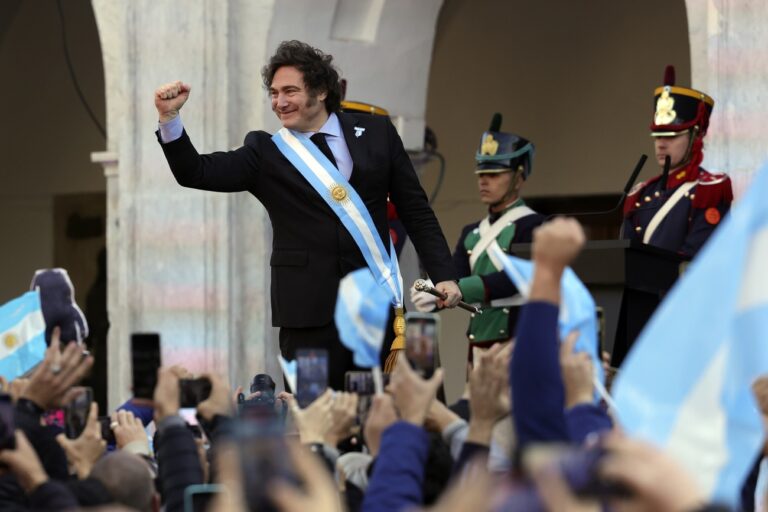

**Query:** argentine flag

left=489, top=245, right=604, bottom=388
left=335, top=268, right=390, bottom=368
left=0, top=290, right=47, bottom=381
left=612, top=162, right=768, bottom=504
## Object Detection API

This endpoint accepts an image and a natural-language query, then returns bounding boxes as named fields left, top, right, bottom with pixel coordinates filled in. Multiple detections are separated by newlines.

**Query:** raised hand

left=56, top=402, right=106, bottom=478
left=21, top=327, right=94, bottom=411
left=154, top=80, right=191, bottom=123
left=467, top=343, right=511, bottom=445
left=388, top=351, right=443, bottom=426
left=363, top=394, right=398, bottom=456
left=531, top=217, right=586, bottom=272
left=559, top=330, right=594, bottom=408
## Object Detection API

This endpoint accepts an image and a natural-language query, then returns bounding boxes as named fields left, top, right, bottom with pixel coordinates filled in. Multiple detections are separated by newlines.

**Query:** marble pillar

left=685, top=0, right=768, bottom=199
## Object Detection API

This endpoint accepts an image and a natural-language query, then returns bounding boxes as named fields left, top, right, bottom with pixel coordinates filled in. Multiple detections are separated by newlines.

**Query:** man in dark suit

left=154, top=40, right=461, bottom=390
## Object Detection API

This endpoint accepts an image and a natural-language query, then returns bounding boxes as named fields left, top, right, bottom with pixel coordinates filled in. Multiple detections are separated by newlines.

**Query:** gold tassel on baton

left=383, top=307, right=405, bottom=373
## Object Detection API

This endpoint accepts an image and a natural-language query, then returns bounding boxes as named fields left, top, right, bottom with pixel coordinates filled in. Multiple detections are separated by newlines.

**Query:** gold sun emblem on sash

left=3, top=333, right=18, bottom=349
left=655, top=89, right=677, bottom=125
left=481, top=134, right=499, bottom=156
left=330, top=184, right=348, bottom=202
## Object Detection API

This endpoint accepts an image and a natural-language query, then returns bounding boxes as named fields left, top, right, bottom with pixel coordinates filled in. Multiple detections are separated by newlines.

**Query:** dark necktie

left=310, top=132, right=338, bottom=169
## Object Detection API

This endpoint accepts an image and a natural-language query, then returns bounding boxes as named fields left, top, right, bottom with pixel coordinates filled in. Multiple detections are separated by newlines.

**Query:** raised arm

left=153, top=80, right=261, bottom=193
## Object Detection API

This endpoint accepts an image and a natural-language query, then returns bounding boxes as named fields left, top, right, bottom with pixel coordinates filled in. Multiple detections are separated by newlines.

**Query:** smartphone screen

left=405, top=313, right=439, bottom=379
left=295, top=348, right=328, bottom=408
left=344, top=371, right=374, bottom=395
left=0, top=395, right=16, bottom=450
left=97, top=416, right=116, bottom=444
left=184, top=484, right=225, bottom=512
left=65, top=387, right=93, bottom=439
left=179, top=378, right=212, bottom=408
left=131, top=333, right=161, bottom=400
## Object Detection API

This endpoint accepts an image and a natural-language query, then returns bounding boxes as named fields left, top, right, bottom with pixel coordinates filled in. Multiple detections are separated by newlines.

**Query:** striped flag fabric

left=0, top=290, right=47, bottom=381
left=489, top=245, right=604, bottom=387
left=612, top=161, right=768, bottom=504
left=334, top=268, right=390, bottom=368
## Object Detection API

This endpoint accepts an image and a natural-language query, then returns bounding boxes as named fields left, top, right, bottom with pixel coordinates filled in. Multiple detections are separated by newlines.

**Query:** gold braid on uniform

left=383, top=307, right=405, bottom=373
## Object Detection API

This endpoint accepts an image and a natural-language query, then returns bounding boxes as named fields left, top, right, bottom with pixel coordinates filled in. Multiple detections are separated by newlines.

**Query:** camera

left=239, top=374, right=284, bottom=422
left=249, top=374, right=276, bottom=406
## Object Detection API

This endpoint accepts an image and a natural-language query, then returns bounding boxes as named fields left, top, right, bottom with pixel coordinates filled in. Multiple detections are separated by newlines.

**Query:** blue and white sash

left=272, top=128, right=403, bottom=308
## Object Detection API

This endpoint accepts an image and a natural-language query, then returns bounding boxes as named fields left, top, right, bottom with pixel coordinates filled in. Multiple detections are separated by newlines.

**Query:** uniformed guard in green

left=411, top=113, right=545, bottom=357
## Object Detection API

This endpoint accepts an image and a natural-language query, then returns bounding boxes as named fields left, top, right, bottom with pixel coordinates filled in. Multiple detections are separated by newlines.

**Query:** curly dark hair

left=262, top=40, right=342, bottom=113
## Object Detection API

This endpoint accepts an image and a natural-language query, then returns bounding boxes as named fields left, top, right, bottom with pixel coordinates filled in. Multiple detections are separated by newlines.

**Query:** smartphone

left=65, top=387, right=93, bottom=439
left=295, top=348, right=328, bottom=408
left=596, top=306, right=605, bottom=355
left=131, top=333, right=162, bottom=400
left=0, top=395, right=16, bottom=450
left=344, top=371, right=374, bottom=395
left=184, top=483, right=225, bottom=512
left=179, top=378, right=212, bottom=408
left=97, top=416, right=116, bottom=444
left=405, top=312, right=440, bottom=379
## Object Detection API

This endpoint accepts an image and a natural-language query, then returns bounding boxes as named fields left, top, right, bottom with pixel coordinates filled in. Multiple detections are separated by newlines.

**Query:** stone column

left=91, top=0, right=278, bottom=408
left=685, top=0, right=768, bottom=198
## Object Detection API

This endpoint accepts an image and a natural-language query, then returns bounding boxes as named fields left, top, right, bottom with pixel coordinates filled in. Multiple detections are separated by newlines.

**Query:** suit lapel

left=337, top=112, right=366, bottom=188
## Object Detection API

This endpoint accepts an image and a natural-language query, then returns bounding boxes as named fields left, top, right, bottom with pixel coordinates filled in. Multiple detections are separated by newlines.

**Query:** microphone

left=659, top=155, right=671, bottom=188
left=546, top=154, right=647, bottom=220
left=413, top=279, right=482, bottom=314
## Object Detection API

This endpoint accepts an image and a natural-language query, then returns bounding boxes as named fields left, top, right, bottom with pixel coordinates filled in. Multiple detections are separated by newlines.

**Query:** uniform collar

left=488, top=198, right=525, bottom=223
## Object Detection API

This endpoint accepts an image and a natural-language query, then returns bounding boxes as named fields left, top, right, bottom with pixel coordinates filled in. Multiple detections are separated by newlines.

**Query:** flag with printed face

left=335, top=268, right=390, bottom=368
left=612, top=162, right=768, bottom=505
left=0, top=290, right=47, bottom=381
left=489, top=245, right=603, bottom=386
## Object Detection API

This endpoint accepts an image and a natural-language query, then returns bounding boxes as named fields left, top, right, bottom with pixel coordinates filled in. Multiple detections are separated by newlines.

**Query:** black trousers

left=278, top=311, right=395, bottom=392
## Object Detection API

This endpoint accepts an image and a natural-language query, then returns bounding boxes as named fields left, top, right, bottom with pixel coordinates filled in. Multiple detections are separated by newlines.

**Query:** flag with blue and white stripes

left=0, top=290, right=47, bottom=381
left=335, top=268, right=390, bottom=368
left=489, top=245, right=603, bottom=387
left=613, top=161, right=768, bottom=505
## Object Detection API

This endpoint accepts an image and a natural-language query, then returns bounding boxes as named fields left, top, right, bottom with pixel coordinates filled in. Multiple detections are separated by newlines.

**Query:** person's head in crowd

left=90, top=451, right=159, bottom=512
left=475, top=113, right=535, bottom=213
left=262, top=40, right=342, bottom=132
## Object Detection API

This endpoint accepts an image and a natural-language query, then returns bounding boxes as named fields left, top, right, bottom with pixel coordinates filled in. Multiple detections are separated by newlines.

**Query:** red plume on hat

left=663, top=64, right=675, bottom=86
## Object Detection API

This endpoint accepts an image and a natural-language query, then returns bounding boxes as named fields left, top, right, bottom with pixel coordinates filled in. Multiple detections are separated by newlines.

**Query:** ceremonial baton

left=413, top=279, right=482, bottom=314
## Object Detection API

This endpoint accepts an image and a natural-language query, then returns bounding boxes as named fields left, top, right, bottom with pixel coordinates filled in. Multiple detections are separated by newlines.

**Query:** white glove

left=410, top=279, right=438, bottom=312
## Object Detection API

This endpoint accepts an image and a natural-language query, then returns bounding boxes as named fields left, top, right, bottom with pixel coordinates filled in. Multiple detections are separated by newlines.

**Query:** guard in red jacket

left=622, top=65, right=732, bottom=257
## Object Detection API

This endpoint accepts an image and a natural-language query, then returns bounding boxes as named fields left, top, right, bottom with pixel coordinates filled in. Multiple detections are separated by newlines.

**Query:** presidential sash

left=271, top=128, right=404, bottom=309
